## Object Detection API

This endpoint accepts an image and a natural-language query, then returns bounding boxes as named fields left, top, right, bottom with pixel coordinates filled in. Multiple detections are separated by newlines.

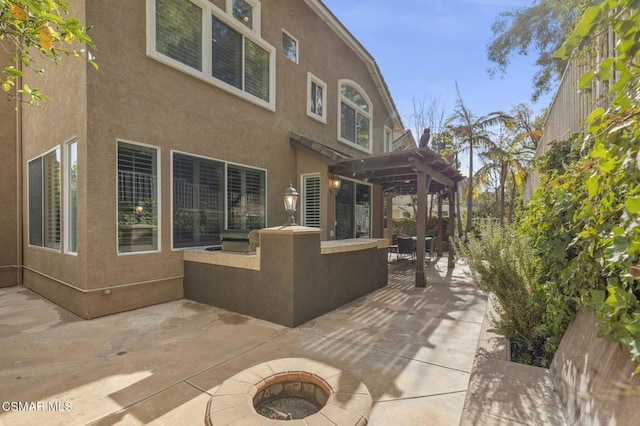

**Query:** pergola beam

left=408, top=157, right=455, bottom=188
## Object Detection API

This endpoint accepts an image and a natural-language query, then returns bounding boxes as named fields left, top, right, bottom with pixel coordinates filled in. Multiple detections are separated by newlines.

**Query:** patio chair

left=397, top=237, right=415, bottom=261
left=388, top=234, right=399, bottom=261
left=426, top=236, right=435, bottom=260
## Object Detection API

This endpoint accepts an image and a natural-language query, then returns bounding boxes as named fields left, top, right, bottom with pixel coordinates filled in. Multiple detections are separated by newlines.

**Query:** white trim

left=384, top=126, right=393, bottom=153
left=300, top=173, right=322, bottom=228
left=147, top=0, right=275, bottom=111
left=306, top=72, right=327, bottom=124
left=281, top=29, right=299, bottom=64
left=63, top=137, right=78, bottom=255
left=116, top=139, right=162, bottom=256
left=27, top=145, right=62, bottom=253
left=337, top=79, right=373, bottom=154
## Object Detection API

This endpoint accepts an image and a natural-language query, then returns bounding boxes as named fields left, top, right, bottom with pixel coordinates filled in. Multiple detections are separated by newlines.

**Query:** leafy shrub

left=549, top=0, right=640, bottom=373
left=454, top=225, right=552, bottom=366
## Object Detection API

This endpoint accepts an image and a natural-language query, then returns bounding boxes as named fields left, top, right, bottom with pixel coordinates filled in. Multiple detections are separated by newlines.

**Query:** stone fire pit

left=206, top=358, right=372, bottom=425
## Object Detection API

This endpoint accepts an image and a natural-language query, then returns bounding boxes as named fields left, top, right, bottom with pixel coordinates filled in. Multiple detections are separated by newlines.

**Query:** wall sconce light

left=282, top=181, right=299, bottom=226
left=329, top=175, right=342, bottom=193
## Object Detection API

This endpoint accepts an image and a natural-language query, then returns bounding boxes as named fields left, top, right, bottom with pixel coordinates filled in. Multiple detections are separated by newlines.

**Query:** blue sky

left=321, top=0, right=553, bottom=131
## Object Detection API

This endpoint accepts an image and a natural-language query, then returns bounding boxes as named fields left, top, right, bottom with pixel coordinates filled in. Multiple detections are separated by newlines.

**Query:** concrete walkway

left=0, top=257, right=488, bottom=425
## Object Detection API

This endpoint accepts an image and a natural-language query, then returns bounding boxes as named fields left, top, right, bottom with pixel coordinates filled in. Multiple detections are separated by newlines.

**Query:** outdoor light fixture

left=282, top=181, right=299, bottom=226
left=329, top=175, right=342, bottom=193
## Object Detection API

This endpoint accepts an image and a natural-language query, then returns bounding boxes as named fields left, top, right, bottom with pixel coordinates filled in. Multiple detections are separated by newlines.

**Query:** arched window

left=338, top=80, right=372, bottom=152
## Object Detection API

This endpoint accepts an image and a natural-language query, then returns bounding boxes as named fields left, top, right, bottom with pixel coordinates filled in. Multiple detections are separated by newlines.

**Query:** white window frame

left=170, top=150, right=268, bottom=250
left=147, top=0, right=275, bottom=110
left=384, top=126, right=393, bottom=153
left=64, top=138, right=78, bottom=255
left=301, top=173, right=321, bottom=228
left=307, top=73, right=327, bottom=123
left=226, top=0, right=261, bottom=35
left=116, top=139, right=162, bottom=256
left=27, top=146, right=62, bottom=252
left=281, top=29, right=298, bottom=63
left=337, top=79, right=373, bottom=154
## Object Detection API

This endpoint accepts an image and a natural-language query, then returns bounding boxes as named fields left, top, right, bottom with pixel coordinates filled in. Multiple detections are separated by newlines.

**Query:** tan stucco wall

left=184, top=228, right=388, bottom=327
left=16, top=0, right=396, bottom=317
left=0, top=45, right=18, bottom=287
left=18, top=0, right=89, bottom=300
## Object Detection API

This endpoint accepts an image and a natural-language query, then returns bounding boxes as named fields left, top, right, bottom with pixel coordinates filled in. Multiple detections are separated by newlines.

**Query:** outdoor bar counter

left=183, top=226, right=388, bottom=327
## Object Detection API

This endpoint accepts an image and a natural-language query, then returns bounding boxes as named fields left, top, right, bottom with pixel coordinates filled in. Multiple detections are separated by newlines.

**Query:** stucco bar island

left=183, top=226, right=388, bottom=327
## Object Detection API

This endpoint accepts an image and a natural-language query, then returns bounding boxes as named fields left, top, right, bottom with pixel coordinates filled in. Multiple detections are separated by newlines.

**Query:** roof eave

left=304, top=0, right=404, bottom=130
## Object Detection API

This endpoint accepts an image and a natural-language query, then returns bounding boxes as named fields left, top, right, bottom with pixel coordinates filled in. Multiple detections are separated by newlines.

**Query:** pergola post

left=385, top=191, right=394, bottom=243
left=448, top=185, right=456, bottom=268
left=415, top=173, right=431, bottom=287
left=436, top=191, right=443, bottom=257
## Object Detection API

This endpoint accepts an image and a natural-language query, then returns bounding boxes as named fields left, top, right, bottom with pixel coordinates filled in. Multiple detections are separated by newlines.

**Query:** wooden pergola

left=290, top=132, right=465, bottom=287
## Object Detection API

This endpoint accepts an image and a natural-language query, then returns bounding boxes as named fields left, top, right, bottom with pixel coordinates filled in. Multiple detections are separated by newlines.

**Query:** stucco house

left=0, top=0, right=412, bottom=318
left=1, top=0, right=465, bottom=322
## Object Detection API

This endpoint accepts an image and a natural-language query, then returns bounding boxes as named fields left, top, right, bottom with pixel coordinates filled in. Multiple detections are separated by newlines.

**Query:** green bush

left=392, top=216, right=449, bottom=238
left=454, top=225, right=552, bottom=366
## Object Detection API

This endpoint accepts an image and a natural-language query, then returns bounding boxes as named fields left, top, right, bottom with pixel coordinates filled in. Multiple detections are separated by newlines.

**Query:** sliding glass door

left=335, top=180, right=371, bottom=239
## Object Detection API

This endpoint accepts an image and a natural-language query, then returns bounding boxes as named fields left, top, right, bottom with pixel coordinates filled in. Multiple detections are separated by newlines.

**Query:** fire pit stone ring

left=206, top=357, right=372, bottom=425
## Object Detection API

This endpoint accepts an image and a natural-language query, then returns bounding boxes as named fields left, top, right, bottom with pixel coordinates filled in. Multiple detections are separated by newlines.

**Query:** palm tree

left=476, top=139, right=527, bottom=225
left=475, top=105, right=542, bottom=224
left=446, top=86, right=512, bottom=233
left=438, top=129, right=465, bottom=237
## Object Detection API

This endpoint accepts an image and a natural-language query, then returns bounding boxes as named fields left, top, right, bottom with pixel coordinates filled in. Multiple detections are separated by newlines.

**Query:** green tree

left=446, top=85, right=512, bottom=234
left=435, top=128, right=466, bottom=237
left=487, top=0, right=587, bottom=101
left=476, top=127, right=529, bottom=225
left=1, top=0, right=96, bottom=104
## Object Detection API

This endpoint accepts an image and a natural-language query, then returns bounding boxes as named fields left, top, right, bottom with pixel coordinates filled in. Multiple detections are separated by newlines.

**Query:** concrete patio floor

left=0, top=257, right=488, bottom=425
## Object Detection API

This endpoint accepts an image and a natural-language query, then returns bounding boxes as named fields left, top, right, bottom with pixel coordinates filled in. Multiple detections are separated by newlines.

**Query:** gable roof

left=304, top=0, right=404, bottom=130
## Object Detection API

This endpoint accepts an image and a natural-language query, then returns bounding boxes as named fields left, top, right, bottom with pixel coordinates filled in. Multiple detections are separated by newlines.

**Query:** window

left=338, top=80, right=372, bottom=153
left=302, top=174, right=321, bottom=228
left=228, top=0, right=260, bottom=33
left=155, top=0, right=203, bottom=71
left=117, top=142, right=159, bottom=253
left=171, top=153, right=266, bottom=248
left=28, top=148, right=61, bottom=250
left=282, top=30, right=298, bottom=63
left=149, top=0, right=274, bottom=109
left=212, top=16, right=270, bottom=102
left=227, top=164, right=266, bottom=230
left=384, top=126, right=393, bottom=153
left=64, top=139, right=78, bottom=254
left=172, top=153, right=224, bottom=248
left=232, top=0, right=253, bottom=29
left=335, top=180, right=371, bottom=239
left=307, top=73, right=326, bottom=123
